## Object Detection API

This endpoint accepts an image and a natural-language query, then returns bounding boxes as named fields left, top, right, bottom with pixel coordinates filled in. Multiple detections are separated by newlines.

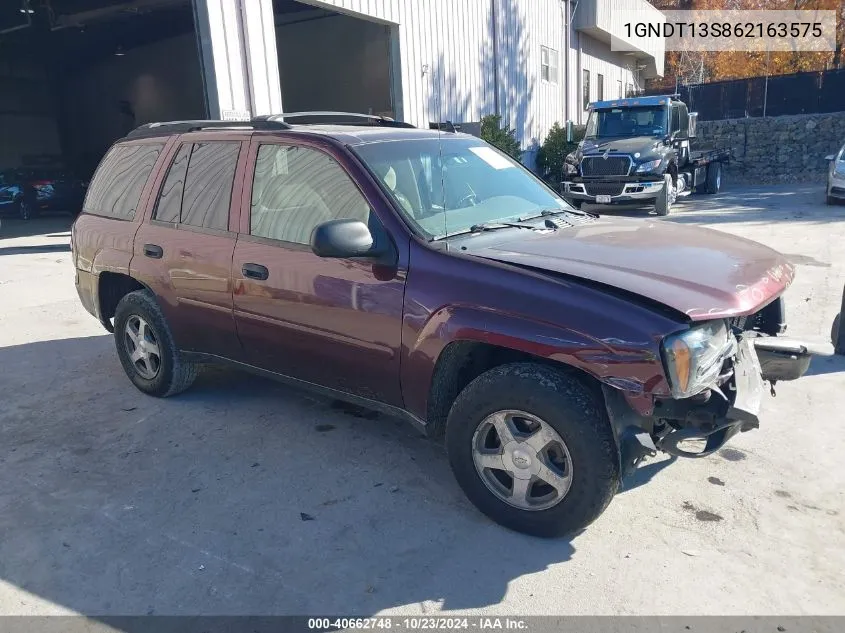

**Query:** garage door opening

left=273, top=0, right=399, bottom=119
left=0, top=0, right=204, bottom=192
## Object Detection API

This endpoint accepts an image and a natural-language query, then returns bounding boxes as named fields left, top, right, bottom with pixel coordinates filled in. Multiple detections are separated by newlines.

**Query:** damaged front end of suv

left=604, top=295, right=816, bottom=476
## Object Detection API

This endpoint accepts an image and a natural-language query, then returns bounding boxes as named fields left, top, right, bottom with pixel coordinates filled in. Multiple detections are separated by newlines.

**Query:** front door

left=132, top=133, right=248, bottom=360
left=232, top=138, right=406, bottom=406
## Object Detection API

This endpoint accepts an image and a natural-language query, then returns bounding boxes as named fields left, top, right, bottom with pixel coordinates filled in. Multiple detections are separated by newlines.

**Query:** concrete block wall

left=696, top=112, right=845, bottom=184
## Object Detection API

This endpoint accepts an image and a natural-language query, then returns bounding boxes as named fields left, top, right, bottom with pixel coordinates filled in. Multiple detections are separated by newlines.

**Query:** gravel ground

left=0, top=184, right=843, bottom=617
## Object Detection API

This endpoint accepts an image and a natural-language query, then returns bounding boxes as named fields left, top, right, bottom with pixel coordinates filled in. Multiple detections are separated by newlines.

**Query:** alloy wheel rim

left=471, top=410, right=573, bottom=511
left=124, top=315, right=162, bottom=380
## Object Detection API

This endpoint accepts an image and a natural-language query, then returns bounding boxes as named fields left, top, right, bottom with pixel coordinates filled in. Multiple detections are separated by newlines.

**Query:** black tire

left=445, top=363, right=620, bottom=538
left=114, top=289, right=198, bottom=397
left=654, top=174, right=673, bottom=216
left=827, top=194, right=837, bottom=206
left=18, top=198, right=34, bottom=221
left=705, top=162, right=722, bottom=194
left=566, top=198, right=583, bottom=210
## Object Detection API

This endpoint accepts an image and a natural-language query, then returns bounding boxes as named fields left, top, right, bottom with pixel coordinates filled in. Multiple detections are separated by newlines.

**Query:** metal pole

left=836, top=284, right=845, bottom=355
left=763, top=50, right=770, bottom=118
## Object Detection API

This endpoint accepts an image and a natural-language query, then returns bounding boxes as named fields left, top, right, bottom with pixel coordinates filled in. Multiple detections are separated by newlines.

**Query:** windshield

left=585, top=106, right=668, bottom=139
left=353, top=138, right=570, bottom=239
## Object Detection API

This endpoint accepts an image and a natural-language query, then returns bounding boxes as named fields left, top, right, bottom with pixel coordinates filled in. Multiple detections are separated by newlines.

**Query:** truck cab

left=562, top=95, right=726, bottom=216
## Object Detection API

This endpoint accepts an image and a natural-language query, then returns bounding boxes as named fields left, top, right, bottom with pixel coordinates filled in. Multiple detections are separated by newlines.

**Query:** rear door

left=132, top=132, right=249, bottom=360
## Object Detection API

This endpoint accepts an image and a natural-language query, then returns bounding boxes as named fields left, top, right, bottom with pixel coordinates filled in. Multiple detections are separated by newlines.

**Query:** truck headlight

left=636, top=159, right=662, bottom=173
left=564, top=155, right=578, bottom=175
left=662, top=320, right=734, bottom=398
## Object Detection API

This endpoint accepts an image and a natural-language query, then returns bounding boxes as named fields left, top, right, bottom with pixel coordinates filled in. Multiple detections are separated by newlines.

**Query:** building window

left=597, top=74, right=604, bottom=101
left=617, top=80, right=623, bottom=98
left=541, top=46, right=559, bottom=84
left=582, top=70, right=590, bottom=110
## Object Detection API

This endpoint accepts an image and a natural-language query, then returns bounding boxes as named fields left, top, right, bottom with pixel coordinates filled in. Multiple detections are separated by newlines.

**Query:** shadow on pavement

left=0, top=334, right=577, bottom=617
left=0, top=216, right=75, bottom=240
left=588, top=184, right=845, bottom=226
left=0, top=244, right=71, bottom=256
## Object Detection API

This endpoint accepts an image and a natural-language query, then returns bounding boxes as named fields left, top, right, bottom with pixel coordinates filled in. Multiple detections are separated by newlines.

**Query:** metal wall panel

left=298, top=0, right=663, bottom=147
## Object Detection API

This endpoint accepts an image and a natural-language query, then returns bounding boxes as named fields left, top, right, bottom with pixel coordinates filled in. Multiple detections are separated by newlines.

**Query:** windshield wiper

left=468, top=221, right=536, bottom=233
left=522, top=208, right=598, bottom=221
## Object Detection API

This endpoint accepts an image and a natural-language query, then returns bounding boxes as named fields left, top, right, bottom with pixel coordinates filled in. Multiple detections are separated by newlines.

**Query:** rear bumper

left=75, top=268, right=100, bottom=321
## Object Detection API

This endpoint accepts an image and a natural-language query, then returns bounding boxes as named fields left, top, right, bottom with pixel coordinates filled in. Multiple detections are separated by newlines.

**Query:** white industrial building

left=1, top=0, right=664, bottom=174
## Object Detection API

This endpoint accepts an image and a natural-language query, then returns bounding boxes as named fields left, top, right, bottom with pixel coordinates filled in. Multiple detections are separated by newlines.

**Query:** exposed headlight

left=636, top=159, right=662, bottom=173
left=662, top=320, right=734, bottom=398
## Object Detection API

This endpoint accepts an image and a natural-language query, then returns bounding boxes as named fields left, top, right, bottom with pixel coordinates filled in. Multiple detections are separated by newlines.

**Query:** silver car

left=826, top=143, right=845, bottom=205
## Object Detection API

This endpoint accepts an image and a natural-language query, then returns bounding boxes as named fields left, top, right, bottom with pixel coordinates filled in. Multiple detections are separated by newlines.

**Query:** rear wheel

left=114, top=290, right=198, bottom=397
left=705, top=162, right=722, bottom=194
left=654, top=173, right=674, bottom=216
left=445, top=363, right=620, bottom=537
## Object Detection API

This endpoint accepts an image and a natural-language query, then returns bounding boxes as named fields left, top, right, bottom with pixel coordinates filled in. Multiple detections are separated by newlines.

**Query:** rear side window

left=153, top=142, right=240, bottom=231
left=85, top=143, right=163, bottom=220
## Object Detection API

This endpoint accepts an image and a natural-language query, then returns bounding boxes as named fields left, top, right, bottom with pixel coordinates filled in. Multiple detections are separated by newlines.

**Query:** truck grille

left=584, top=182, right=625, bottom=197
left=581, top=156, right=631, bottom=177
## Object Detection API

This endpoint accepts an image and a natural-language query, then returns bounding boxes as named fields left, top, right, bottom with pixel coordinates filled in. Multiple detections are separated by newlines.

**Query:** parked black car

left=0, top=167, right=87, bottom=220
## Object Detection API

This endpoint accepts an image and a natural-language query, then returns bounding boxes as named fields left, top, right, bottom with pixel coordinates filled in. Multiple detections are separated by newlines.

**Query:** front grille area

left=584, top=182, right=625, bottom=197
left=581, top=156, right=631, bottom=177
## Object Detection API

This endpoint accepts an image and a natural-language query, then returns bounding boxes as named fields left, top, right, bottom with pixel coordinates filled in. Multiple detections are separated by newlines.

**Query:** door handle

left=242, top=263, right=269, bottom=281
left=143, top=244, right=163, bottom=259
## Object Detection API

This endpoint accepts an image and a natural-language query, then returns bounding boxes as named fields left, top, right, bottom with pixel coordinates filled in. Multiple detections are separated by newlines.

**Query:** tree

left=536, top=123, right=585, bottom=184
left=648, top=0, right=845, bottom=86
left=480, top=115, right=522, bottom=160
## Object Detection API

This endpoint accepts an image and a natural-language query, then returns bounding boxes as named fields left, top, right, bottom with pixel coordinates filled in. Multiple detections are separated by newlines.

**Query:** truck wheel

left=18, top=199, right=34, bottom=221
left=566, top=199, right=583, bottom=210
left=705, top=163, right=722, bottom=194
left=445, top=363, right=619, bottom=537
left=114, top=290, right=198, bottom=398
left=654, top=174, right=673, bottom=216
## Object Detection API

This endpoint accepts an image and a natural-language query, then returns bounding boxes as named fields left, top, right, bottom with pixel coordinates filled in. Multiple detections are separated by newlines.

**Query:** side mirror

left=688, top=112, right=698, bottom=139
left=825, top=154, right=836, bottom=161
left=311, top=219, right=386, bottom=260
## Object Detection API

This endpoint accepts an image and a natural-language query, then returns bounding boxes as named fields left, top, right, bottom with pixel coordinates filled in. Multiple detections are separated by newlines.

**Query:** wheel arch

left=425, top=339, right=605, bottom=438
left=97, top=272, right=153, bottom=333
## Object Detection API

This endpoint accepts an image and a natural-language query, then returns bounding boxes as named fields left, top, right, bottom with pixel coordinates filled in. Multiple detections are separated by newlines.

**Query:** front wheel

left=445, top=363, right=620, bottom=537
left=565, top=198, right=583, bottom=210
left=654, top=174, right=674, bottom=216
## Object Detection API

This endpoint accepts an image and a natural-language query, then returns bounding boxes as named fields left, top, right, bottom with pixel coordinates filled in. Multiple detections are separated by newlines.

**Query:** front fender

left=401, top=304, right=670, bottom=421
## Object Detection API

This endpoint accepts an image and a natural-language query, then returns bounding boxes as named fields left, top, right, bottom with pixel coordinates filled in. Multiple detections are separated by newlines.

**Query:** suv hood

left=464, top=217, right=795, bottom=320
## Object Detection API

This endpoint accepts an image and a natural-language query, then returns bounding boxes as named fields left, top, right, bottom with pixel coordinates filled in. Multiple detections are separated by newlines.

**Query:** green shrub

left=480, top=115, right=522, bottom=160
left=537, top=123, right=586, bottom=183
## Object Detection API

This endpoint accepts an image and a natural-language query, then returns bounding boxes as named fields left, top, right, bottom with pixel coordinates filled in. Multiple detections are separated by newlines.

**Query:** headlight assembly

left=662, top=320, right=734, bottom=398
left=636, top=159, right=663, bottom=173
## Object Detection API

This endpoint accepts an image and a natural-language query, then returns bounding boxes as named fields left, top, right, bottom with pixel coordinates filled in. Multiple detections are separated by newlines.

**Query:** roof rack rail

left=125, top=119, right=292, bottom=139
left=255, top=111, right=416, bottom=128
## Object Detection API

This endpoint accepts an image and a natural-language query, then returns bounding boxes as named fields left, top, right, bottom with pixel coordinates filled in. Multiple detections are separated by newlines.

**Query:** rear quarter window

left=84, top=143, right=164, bottom=220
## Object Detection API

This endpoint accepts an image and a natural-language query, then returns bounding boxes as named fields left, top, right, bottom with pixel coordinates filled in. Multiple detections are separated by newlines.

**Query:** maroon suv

left=72, top=114, right=815, bottom=537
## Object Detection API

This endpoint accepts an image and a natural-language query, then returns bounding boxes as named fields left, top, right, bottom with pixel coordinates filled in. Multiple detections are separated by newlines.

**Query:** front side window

left=250, top=144, right=371, bottom=245
left=153, top=142, right=240, bottom=231
left=84, top=143, right=163, bottom=219
left=354, top=138, right=569, bottom=240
